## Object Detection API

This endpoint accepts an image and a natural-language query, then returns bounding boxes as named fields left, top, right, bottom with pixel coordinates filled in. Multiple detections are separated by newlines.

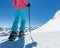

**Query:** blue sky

left=0, top=0, right=60, bottom=27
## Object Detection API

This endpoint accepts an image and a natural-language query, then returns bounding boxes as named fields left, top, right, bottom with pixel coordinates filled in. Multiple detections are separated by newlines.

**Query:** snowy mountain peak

left=54, top=10, right=60, bottom=19
left=32, top=10, right=60, bottom=33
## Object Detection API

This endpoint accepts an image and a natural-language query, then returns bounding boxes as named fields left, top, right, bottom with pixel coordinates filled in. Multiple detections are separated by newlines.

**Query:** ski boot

left=8, top=31, right=18, bottom=41
left=19, top=31, right=25, bottom=38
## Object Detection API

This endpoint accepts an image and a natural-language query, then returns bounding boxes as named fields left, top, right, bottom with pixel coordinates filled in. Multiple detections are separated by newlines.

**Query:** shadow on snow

left=0, top=37, right=37, bottom=48
left=0, top=37, right=25, bottom=48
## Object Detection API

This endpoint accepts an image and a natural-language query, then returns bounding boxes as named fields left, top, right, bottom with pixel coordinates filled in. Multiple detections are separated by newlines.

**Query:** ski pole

left=28, top=7, right=37, bottom=46
left=28, top=6, right=31, bottom=33
left=28, top=7, right=34, bottom=41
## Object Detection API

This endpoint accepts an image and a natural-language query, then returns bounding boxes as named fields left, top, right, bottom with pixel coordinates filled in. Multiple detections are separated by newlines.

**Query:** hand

left=26, top=3, right=30, bottom=7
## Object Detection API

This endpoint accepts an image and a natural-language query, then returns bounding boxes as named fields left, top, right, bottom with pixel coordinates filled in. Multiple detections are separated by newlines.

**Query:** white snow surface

left=0, top=10, right=60, bottom=48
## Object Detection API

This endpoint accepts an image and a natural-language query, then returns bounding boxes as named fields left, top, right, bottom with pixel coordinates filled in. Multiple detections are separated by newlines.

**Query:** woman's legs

left=11, top=10, right=20, bottom=32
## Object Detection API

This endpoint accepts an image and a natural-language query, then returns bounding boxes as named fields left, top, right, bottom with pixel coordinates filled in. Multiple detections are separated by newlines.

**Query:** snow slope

left=0, top=10, right=60, bottom=48
left=32, top=10, right=60, bottom=32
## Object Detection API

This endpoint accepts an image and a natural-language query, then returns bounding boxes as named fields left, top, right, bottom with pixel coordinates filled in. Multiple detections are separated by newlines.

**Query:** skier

left=8, top=0, right=30, bottom=41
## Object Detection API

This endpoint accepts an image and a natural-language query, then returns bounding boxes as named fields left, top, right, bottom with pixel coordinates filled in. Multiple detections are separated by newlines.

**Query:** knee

left=21, top=20, right=26, bottom=24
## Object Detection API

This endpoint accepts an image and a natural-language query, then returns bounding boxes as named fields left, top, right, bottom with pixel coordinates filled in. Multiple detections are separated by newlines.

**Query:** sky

left=0, top=0, right=60, bottom=27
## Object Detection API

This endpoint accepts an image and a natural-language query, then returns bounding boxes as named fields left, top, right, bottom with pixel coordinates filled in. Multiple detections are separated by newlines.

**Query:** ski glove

left=26, top=3, right=30, bottom=7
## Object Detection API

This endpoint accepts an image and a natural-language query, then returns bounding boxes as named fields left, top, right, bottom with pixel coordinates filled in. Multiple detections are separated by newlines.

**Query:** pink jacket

left=13, top=0, right=28, bottom=9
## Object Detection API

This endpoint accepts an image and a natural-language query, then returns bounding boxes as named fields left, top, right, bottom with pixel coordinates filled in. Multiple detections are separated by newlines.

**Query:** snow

left=32, top=10, right=60, bottom=32
left=0, top=10, right=60, bottom=48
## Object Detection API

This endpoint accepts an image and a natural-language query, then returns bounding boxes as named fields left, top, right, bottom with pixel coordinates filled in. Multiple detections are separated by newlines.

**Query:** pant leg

left=11, top=10, right=20, bottom=32
left=20, top=9, right=26, bottom=32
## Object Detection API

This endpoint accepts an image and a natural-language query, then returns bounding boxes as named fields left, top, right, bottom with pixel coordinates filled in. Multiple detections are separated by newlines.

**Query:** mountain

left=0, top=10, right=60, bottom=48
left=0, top=27, right=38, bottom=32
left=0, top=27, right=3, bottom=32
left=32, top=10, right=60, bottom=33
